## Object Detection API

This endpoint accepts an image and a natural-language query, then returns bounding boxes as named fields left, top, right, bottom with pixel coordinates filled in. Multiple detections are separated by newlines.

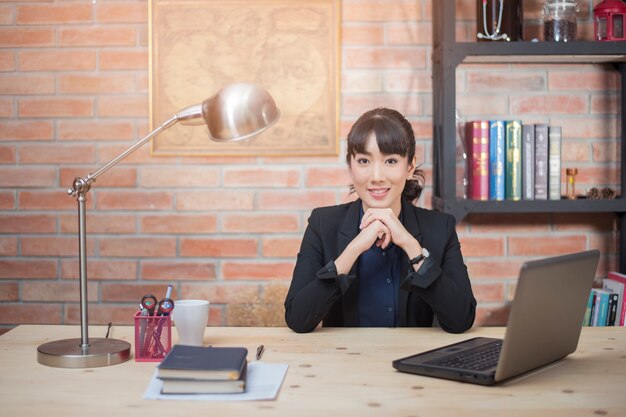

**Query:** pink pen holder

left=133, top=311, right=172, bottom=362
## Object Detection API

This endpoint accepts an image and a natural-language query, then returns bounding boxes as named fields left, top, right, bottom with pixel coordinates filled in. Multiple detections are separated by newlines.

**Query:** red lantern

left=594, top=0, right=626, bottom=41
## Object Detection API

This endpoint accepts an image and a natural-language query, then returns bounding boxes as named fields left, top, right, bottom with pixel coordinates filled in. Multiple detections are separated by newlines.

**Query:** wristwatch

left=409, top=247, right=430, bottom=267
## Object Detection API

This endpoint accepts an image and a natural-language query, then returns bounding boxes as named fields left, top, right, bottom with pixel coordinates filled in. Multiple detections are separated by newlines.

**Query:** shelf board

left=444, top=41, right=626, bottom=64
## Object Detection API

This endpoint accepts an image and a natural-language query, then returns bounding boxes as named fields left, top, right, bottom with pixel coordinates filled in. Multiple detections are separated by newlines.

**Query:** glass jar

left=543, top=0, right=579, bottom=42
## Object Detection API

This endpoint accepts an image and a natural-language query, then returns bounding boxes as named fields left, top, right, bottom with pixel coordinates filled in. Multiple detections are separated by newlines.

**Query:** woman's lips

left=368, top=188, right=390, bottom=199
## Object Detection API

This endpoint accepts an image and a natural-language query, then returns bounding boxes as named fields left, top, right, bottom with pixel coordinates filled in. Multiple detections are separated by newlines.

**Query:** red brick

left=60, top=167, right=137, bottom=189
left=61, top=259, right=137, bottom=280
left=0, top=214, right=56, bottom=233
left=467, top=72, right=546, bottom=93
left=259, top=191, right=336, bottom=210
left=0, top=143, right=15, bottom=163
left=466, top=259, right=524, bottom=280
left=342, top=94, right=421, bottom=117
left=97, top=143, right=161, bottom=165
left=207, top=306, right=223, bottom=326
left=262, top=237, right=302, bottom=258
left=384, top=72, right=432, bottom=93
left=548, top=70, right=618, bottom=91
left=222, top=214, right=300, bottom=233
left=0, top=97, right=13, bottom=117
left=18, top=97, right=94, bottom=118
left=574, top=166, right=620, bottom=186
left=0, top=191, right=15, bottom=209
left=0, top=237, right=18, bottom=256
left=18, top=50, right=97, bottom=71
left=592, top=141, right=619, bottom=162
left=21, top=236, right=95, bottom=257
left=98, top=95, right=148, bottom=117
left=19, top=144, right=95, bottom=164
left=223, top=168, right=300, bottom=187
left=305, top=166, right=350, bottom=187
left=65, top=304, right=135, bottom=326
left=22, top=281, right=98, bottom=302
left=556, top=117, right=618, bottom=139
left=176, top=190, right=254, bottom=211
left=472, top=282, right=505, bottom=303
left=0, top=51, right=15, bottom=71
left=58, top=73, right=135, bottom=94
left=99, top=237, right=177, bottom=257
left=475, top=304, right=510, bottom=326
left=341, top=24, right=384, bottom=45
left=510, top=95, right=588, bottom=115
left=457, top=237, right=505, bottom=257
left=58, top=120, right=134, bottom=141
left=139, top=166, right=220, bottom=188
left=99, top=49, right=148, bottom=70
left=457, top=95, right=509, bottom=117
left=0, top=74, right=54, bottom=94
left=0, top=120, right=53, bottom=141
left=59, top=213, right=136, bottom=234
left=140, top=214, right=216, bottom=235
left=16, top=4, right=92, bottom=24
left=508, top=236, right=587, bottom=257
left=141, top=261, right=216, bottom=281
left=344, top=47, right=426, bottom=69
left=342, top=71, right=382, bottom=93
left=180, top=238, right=258, bottom=257
left=388, top=22, right=432, bottom=45
left=60, top=27, right=137, bottom=47
left=101, top=283, right=177, bottom=303
left=562, top=142, right=591, bottom=162
left=0, top=304, right=62, bottom=325
left=96, top=190, right=172, bottom=210
left=0, top=28, right=54, bottom=47
left=343, top=0, right=420, bottom=21
left=19, top=190, right=84, bottom=210
left=0, top=167, right=56, bottom=187
left=96, top=2, right=148, bottom=23
left=0, top=283, right=18, bottom=301
left=552, top=213, right=615, bottom=232
left=223, top=261, right=295, bottom=280
left=591, top=95, right=619, bottom=114
left=0, top=5, right=12, bottom=25
left=0, top=259, right=57, bottom=279
left=179, top=283, right=261, bottom=304
left=467, top=213, right=552, bottom=233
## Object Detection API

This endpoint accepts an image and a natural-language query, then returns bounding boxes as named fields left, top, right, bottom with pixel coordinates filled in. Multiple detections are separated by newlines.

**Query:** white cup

left=171, top=299, right=210, bottom=346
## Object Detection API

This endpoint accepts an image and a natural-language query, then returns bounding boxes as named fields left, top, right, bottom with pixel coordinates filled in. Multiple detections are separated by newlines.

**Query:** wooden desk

left=1, top=325, right=624, bottom=416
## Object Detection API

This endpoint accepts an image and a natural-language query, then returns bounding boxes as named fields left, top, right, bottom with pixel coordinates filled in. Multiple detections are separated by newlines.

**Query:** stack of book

left=583, top=271, right=626, bottom=327
left=465, top=120, right=562, bottom=201
left=157, top=345, right=248, bottom=394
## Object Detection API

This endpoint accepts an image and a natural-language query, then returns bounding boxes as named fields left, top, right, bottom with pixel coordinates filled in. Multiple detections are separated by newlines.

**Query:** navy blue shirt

left=357, top=207, right=403, bottom=327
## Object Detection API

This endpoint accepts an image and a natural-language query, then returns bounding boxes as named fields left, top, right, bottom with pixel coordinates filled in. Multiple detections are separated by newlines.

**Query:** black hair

left=346, top=108, right=424, bottom=202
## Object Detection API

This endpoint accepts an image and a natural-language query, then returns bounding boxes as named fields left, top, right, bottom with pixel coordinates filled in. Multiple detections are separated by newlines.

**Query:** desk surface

left=1, top=325, right=625, bottom=417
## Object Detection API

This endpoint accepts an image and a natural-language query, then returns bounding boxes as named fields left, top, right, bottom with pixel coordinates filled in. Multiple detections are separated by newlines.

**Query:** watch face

left=422, top=247, right=430, bottom=258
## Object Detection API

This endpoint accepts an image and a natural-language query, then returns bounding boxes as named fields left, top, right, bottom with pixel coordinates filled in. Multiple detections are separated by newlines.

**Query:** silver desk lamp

left=37, top=83, right=280, bottom=368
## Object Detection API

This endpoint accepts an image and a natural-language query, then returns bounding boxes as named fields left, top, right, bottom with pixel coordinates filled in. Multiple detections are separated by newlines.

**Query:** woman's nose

left=371, top=162, right=384, bottom=181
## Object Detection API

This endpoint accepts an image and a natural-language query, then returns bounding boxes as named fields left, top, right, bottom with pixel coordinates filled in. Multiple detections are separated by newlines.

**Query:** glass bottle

left=543, top=0, right=579, bottom=42
left=566, top=168, right=578, bottom=200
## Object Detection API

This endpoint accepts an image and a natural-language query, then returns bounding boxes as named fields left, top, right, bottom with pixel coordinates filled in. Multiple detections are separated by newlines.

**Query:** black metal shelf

left=431, top=0, right=626, bottom=273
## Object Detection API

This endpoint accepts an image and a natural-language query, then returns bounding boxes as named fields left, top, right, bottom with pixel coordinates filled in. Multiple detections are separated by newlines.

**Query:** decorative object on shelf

left=566, top=168, right=578, bottom=200
left=455, top=109, right=468, bottom=199
left=594, top=0, right=626, bottom=41
left=36, top=83, right=280, bottom=369
left=476, top=0, right=524, bottom=41
left=586, top=187, right=617, bottom=200
left=543, top=0, right=579, bottom=42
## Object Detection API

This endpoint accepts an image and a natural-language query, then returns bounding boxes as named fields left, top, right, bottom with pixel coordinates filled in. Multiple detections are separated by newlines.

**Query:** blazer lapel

left=398, top=198, right=422, bottom=326
left=337, top=200, right=361, bottom=326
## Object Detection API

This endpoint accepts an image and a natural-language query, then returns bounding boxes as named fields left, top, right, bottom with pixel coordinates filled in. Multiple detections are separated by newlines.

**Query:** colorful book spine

left=534, top=124, right=549, bottom=200
left=505, top=120, right=522, bottom=201
left=466, top=121, right=490, bottom=201
left=489, top=120, right=505, bottom=201
left=548, top=126, right=562, bottom=200
left=602, top=276, right=624, bottom=326
left=607, top=293, right=619, bottom=326
left=608, top=271, right=626, bottom=325
left=594, top=290, right=610, bottom=327
left=583, top=291, right=595, bottom=326
left=522, top=124, right=535, bottom=200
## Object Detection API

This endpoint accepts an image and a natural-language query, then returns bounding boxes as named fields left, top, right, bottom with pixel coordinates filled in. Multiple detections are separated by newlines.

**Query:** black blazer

left=284, top=198, right=476, bottom=333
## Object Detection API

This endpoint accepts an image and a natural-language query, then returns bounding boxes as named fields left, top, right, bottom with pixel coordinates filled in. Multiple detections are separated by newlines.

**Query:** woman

left=284, top=108, right=476, bottom=333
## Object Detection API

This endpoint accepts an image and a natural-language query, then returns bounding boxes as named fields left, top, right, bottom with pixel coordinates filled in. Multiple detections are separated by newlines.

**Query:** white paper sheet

left=143, top=362, right=289, bottom=401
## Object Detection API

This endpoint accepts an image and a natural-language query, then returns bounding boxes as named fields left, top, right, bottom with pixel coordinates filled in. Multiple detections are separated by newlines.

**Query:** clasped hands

left=354, top=208, right=420, bottom=255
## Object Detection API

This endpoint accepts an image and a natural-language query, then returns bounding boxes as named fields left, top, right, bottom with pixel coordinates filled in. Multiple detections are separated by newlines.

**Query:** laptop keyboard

left=424, top=340, right=502, bottom=371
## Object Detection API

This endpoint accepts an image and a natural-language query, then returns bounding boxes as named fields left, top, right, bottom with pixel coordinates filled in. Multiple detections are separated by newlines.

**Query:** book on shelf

left=489, top=120, right=505, bottom=201
left=505, top=120, right=522, bottom=201
left=607, top=271, right=626, bottom=325
left=466, top=120, right=490, bottom=200
left=583, top=291, right=595, bottom=326
left=548, top=126, right=562, bottom=200
left=591, top=289, right=612, bottom=327
left=160, top=361, right=247, bottom=394
left=522, top=123, right=535, bottom=200
left=534, top=124, right=549, bottom=200
left=157, top=345, right=248, bottom=380
left=603, top=276, right=624, bottom=326
left=607, top=293, right=619, bottom=326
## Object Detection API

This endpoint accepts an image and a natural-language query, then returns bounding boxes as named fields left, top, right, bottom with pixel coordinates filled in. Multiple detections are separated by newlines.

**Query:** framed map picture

left=149, top=0, right=340, bottom=156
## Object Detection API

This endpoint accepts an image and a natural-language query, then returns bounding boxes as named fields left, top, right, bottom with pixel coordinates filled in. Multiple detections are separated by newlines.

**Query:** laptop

left=392, top=249, right=600, bottom=386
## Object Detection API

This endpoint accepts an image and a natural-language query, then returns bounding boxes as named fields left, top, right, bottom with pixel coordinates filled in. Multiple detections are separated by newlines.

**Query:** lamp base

left=37, top=338, right=131, bottom=368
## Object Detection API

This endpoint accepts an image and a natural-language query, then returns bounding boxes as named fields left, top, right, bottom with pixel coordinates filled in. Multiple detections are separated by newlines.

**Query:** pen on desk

left=256, top=344, right=264, bottom=360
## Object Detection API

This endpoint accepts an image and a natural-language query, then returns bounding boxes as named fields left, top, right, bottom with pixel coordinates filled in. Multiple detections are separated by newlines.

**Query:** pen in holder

left=133, top=311, right=172, bottom=362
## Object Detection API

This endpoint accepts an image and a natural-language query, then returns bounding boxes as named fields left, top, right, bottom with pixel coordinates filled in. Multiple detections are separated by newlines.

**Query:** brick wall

left=0, top=0, right=620, bottom=329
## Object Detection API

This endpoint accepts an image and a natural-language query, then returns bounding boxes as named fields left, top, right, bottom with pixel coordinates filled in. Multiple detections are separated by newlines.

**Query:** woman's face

left=349, top=134, right=416, bottom=215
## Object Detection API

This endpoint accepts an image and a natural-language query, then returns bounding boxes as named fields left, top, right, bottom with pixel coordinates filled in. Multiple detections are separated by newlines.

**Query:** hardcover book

left=583, top=291, right=595, bottom=326
left=603, top=277, right=624, bottom=326
left=157, top=345, right=248, bottom=380
left=592, top=289, right=611, bottom=327
left=534, top=124, right=549, bottom=200
left=160, top=361, right=247, bottom=394
left=548, top=126, right=562, bottom=200
left=489, top=120, right=505, bottom=201
left=466, top=121, right=490, bottom=200
left=608, top=271, right=626, bottom=325
left=522, top=123, right=535, bottom=200
left=505, top=120, right=522, bottom=201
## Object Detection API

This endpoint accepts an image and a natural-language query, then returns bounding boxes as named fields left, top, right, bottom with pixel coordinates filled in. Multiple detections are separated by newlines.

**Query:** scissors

left=140, top=294, right=158, bottom=316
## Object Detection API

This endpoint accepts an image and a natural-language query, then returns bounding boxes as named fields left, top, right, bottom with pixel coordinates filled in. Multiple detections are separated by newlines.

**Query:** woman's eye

left=386, top=158, right=398, bottom=165
left=357, top=158, right=369, bottom=164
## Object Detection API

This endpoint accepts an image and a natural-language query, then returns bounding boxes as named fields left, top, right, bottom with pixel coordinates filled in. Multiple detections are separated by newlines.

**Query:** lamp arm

left=68, top=115, right=179, bottom=196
